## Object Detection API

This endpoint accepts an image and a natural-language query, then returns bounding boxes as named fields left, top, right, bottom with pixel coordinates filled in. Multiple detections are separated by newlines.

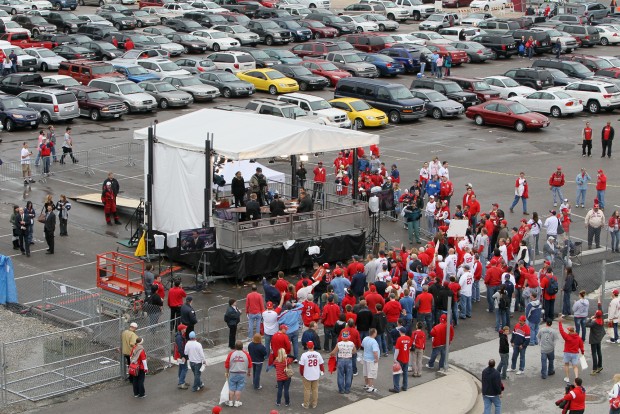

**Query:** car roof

left=573, top=79, right=614, bottom=86
left=67, top=85, right=103, bottom=92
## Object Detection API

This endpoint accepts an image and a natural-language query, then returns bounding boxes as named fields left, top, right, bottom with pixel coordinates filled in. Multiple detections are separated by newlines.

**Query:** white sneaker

left=234, top=401, right=243, bottom=407
left=425, top=363, right=433, bottom=369
left=516, top=370, right=524, bottom=375
left=553, top=203, right=557, bottom=207
left=563, top=377, right=570, bottom=383
left=363, top=385, right=369, bottom=390
left=507, top=368, right=516, bottom=372
left=366, top=387, right=377, bottom=393
left=227, top=401, right=233, bottom=407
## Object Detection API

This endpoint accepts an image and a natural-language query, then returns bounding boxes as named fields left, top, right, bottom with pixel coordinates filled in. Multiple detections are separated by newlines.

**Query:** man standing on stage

left=312, top=161, right=326, bottom=203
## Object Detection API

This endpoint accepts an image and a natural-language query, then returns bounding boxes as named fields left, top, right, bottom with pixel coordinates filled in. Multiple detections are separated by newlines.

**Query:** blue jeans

left=511, top=345, right=526, bottom=371
left=287, top=330, right=299, bottom=360
left=613, top=322, right=619, bottom=342
left=495, top=309, right=510, bottom=332
left=426, top=215, right=435, bottom=235
left=541, top=350, right=555, bottom=378
left=576, top=188, right=586, bottom=206
left=51, top=144, right=57, bottom=161
left=264, top=334, right=273, bottom=360
left=419, top=312, right=433, bottom=335
left=428, top=345, right=446, bottom=369
left=276, top=378, right=291, bottom=404
left=336, top=358, right=353, bottom=393
left=252, top=362, right=263, bottom=389
left=551, top=186, right=564, bottom=205
left=459, top=295, right=472, bottom=319
left=574, top=317, right=586, bottom=342
left=178, top=360, right=188, bottom=385
left=487, top=286, right=499, bottom=312
left=473, top=280, right=480, bottom=302
left=248, top=314, right=261, bottom=340
left=528, top=322, right=540, bottom=345
left=419, top=61, right=426, bottom=74
left=323, top=326, right=335, bottom=352
left=497, top=353, right=508, bottom=379
left=377, top=332, right=387, bottom=354
left=189, top=362, right=203, bottom=391
left=611, top=230, right=619, bottom=252
left=386, top=322, right=397, bottom=352
left=510, top=195, right=527, bottom=213
left=43, top=157, right=51, bottom=175
left=483, top=395, right=501, bottom=414
left=562, top=291, right=571, bottom=315
left=597, top=189, right=605, bottom=209
left=392, top=361, right=408, bottom=391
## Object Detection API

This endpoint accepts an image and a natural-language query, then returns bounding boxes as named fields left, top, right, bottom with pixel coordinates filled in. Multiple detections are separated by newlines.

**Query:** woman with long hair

left=528, top=212, right=542, bottom=257
left=609, top=210, right=620, bottom=253
left=24, top=201, right=36, bottom=244
left=274, top=347, right=293, bottom=407
left=55, top=195, right=71, bottom=236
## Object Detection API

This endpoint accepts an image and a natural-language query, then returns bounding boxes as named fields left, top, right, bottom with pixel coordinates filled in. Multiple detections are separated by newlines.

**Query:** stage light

left=283, top=240, right=295, bottom=250
left=300, top=154, right=309, bottom=162
left=249, top=159, right=256, bottom=163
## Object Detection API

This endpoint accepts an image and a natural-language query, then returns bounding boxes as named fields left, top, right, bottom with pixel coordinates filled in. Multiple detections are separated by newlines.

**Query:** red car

left=343, top=33, right=395, bottom=53
left=258, top=0, right=277, bottom=7
left=291, top=41, right=340, bottom=58
left=426, top=43, right=468, bottom=66
left=465, top=100, right=550, bottom=132
left=302, top=58, right=352, bottom=86
left=299, top=20, right=339, bottom=39
left=446, top=76, right=500, bottom=102
left=595, top=67, right=620, bottom=78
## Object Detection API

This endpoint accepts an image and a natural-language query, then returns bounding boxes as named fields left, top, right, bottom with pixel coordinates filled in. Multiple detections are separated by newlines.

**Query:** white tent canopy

left=134, top=109, right=379, bottom=160
left=133, top=109, right=380, bottom=235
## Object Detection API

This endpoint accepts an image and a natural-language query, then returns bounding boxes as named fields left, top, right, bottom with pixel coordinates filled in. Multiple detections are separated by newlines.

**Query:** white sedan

left=20, top=0, right=51, bottom=9
left=508, top=90, right=583, bottom=117
left=595, top=25, right=620, bottom=46
left=24, top=47, right=65, bottom=71
left=339, top=15, right=379, bottom=32
left=483, top=76, right=536, bottom=99
left=389, top=33, right=425, bottom=45
left=469, top=0, right=506, bottom=11
left=190, top=29, right=239, bottom=51
left=409, top=31, right=451, bottom=45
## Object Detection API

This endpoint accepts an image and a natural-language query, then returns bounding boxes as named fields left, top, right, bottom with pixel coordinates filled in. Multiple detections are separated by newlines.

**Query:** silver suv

left=88, top=78, right=156, bottom=113
left=17, top=89, right=79, bottom=124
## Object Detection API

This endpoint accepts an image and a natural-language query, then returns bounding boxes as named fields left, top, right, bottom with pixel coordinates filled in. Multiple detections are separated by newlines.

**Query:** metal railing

left=42, top=280, right=100, bottom=326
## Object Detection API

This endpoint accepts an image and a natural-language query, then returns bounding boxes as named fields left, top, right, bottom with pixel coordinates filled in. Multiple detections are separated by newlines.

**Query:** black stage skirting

left=164, top=232, right=366, bottom=280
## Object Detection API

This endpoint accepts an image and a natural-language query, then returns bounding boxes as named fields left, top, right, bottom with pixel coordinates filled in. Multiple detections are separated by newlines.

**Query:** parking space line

left=14, top=261, right=97, bottom=280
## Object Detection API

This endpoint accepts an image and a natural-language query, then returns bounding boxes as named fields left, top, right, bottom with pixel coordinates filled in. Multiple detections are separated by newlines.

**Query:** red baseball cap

left=613, top=289, right=619, bottom=296
left=266, top=301, right=273, bottom=309
left=279, top=324, right=288, bottom=331
left=323, top=263, right=330, bottom=269
left=334, top=268, right=343, bottom=276
left=307, top=341, right=315, bottom=349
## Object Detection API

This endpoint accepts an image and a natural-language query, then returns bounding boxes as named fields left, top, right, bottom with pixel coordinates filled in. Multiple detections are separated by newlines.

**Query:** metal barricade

left=205, top=300, right=247, bottom=347
left=42, top=280, right=100, bottom=326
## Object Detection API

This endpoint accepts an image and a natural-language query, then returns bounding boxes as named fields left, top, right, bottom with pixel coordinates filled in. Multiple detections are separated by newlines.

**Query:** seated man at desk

left=297, top=189, right=313, bottom=214
left=270, top=193, right=286, bottom=224
left=246, top=193, right=262, bottom=221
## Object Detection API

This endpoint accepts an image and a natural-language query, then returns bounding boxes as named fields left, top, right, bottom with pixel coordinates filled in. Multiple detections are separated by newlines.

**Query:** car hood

left=160, top=43, right=184, bottom=50
left=5, top=107, right=38, bottom=116
left=313, top=107, right=346, bottom=117
left=86, top=97, right=128, bottom=106
left=448, top=91, right=476, bottom=98
left=433, top=99, right=464, bottom=108
left=258, top=58, right=281, bottom=65
left=236, top=32, right=259, bottom=39
left=42, top=56, right=66, bottom=63
left=341, top=62, right=375, bottom=70
left=123, top=92, right=155, bottom=101
left=177, top=84, right=218, bottom=92
left=296, top=74, right=328, bottom=82
left=420, top=21, right=442, bottom=27
left=159, top=90, right=192, bottom=98
left=220, top=79, right=254, bottom=88
left=518, top=111, right=549, bottom=122
left=127, top=72, right=160, bottom=82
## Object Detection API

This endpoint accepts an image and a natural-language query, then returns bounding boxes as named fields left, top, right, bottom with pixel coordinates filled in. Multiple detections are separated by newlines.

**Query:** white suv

left=361, top=0, right=409, bottom=21
left=207, top=51, right=255, bottom=73
left=136, top=58, right=190, bottom=79
left=277, top=93, right=352, bottom=128
left=393, top=0, right=434, bottom=21
left=552, top=80, right=620, bottom=114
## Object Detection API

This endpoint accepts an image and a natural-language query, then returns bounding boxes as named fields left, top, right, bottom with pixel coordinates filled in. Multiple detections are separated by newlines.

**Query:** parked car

left=410, top=87, right=463, bottom=118
left=507, top=90, right=583, bottom=117
left=324, top=50, right=379, bottom=77
left=121, top=9, right=160, bottom=27
left=77, top=14, right=113, bottom=26
left=301, top=57, right=351, bottom=86
left=52, top=44, right=95, bottom=60
left=145, top=34, right=184, bottom=56
left=551, top=79, right=620, bottom=113
left=97, top=11, right=137, bottom=30
left=68, top=85, right=128, bottom=120
left=77, top=23, right=116, bottom=40
left=298, top=19, right=338, bottom=39
left=174, top=57, right=216, bottom=73
left=137, top=58, right=191, bottom=79
left=359, top=13, right=399, bottom=31
left=273, top=18, right=312, bottom=42
left=164, top=17, right=203, bottom=32
left=264, top=48, right=301, bottom=64
left=470, top=33, right=517, bottom=58
left=44, top=11, right=84, bottom=33
left=304, top=12, right=355, bottom=35
left=425, top=43, right=468, bottom=65
left=58, top=60, right=124, bottom=85
left=594, top=25, right=620, bottom=46
left=81, top=40, right=122, bottom=60
left=532, top=58, right=594, bottom=79
left=230, top=46, right=279, bottom=67
left=112, top=62, right=160, bottom=82
left=452, top=40, right=495, bottom=63
left=503, top=67, right=555, bottom=90
left=137, top=79, right=193, bottom=107
left=18, top=88, right=78, bottom=123
left=88, top=77, right=156, bottom=112
left=206, top=50, right=255, bottom=72
left=190, top=28, right=239, bottom=51
left=236, top=67, right=298, bottom=94
left=42, top=73, right=79, bottom=88
left=359, top=52, right=404, bottom=76
left=461, top=12, right=493, bottom=26
left=277, top=92, right=351, bottom=127
left=339, top=14, right=379, bottom=32
left=197, top=69, right=255, bottom=97
left=555, top=23, right=600, bottom=47
left=482, top=75, right=535, bottom=98
left=468, top=0, right=506, bottom=11
left=141, top=25, right=175, bottom=36
left=561, top=54, right=614, bottom=73
left=12, top=13, right=55, bottom=35
left=0, top=94, right=39, bottom=131
left=0, top=0, right=32, bottom=15
left=211, top=23, right=259, bottom=46
left=328, top=97, right=387, bottom=128
left=165, top=32, right=209, bottom=53
left=271, top=63, right=328, bottom=90
left=246, top=18, right=292, bottom=45
left=410, top=77, right=479, bottom=106
left=446, top=76, right=499, bottom=102
left=419, top=13, right=453, bottom=31
left=379, top=46, right=421, bottom=73
left=161, top=74, right=219, bottom=100
left=465, top=99, right=550, bottom=132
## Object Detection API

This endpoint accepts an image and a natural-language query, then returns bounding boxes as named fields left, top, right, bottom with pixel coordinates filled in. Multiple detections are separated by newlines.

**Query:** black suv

left=532, top=58, right=593, bottom=79
left=246, top=19, right=292, bottom=46
left=77, top=24, right=116, bottom=40
left=503, top=67, right=554, bottom=90
left=409, top=78, right=479, bottom=107
left=511, top=29, right=552, bottom=54
left=183, top=11, right=226, bottom=27
left=11, top=15, right=56, bottom=37
left=272, top=64, right=329, bottom=90
left=305, top=13, right=356, bottom=36
left=470, top=33, right=517, bottom=59
left=229, top=46, right=279, bottom=67
left=45, top=12, right=86, bottom=34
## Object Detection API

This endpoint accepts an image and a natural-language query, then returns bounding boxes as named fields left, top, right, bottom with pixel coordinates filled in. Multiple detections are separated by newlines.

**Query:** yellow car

left=236, top=68, right=298, bottom=95
left=328, top=98, right=388, bottom=129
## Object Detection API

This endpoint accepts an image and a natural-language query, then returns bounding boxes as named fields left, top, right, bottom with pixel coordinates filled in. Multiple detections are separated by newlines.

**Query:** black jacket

left=180, top=303, right=197, bottom=326
left=371, top=311, right=387, bottom=334
left=14, top=213, right=30, bottom=234
left=269, top=199, right=286, bottom=216
left=350, top=272, right=367, bottom=296
left=44, top=211, right=56, bottom=233
left=499, top=332, right=509, bottom=354
left=297, top=195, right=313, bottom=213
left=356, top=307, right=373, bottom=331
left=481, top=366, right=502, bottom=396
left=231, top=176, right=246, bottom=198
left=586, top=319, right=606, bottom=344
left=246, top=200, right=261, bottom=220
left=224, top=305, right=241, bottom=327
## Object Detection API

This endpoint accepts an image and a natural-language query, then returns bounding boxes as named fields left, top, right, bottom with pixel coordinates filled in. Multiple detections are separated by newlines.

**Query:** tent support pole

left=204, top=137, right=212, bottom=228
left=146, top=126, right=154, bottom=256
left=352, top=149, right=359, bottom=201
left=291, top=155, right=297, bottom=198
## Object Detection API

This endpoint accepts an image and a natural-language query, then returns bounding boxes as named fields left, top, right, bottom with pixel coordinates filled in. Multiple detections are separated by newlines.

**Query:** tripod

left=366, top=212, right=388, bottom=247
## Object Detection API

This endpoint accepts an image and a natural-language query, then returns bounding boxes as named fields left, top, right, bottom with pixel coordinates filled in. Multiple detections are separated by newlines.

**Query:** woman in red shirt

left=130, top=337, right=148, bottom=398
left=273, top=348, right=294, bottom=407
left=556, top=377, right=586, bottom=413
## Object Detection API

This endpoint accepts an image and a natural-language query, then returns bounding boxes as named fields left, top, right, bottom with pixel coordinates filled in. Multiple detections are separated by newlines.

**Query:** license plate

left=114, top=114, right=120, bottom=118
left=29, top=67, right=34, bottom=71
left=30, top=121, right=36, bottom=125
left=380, top=120, right=387, bottom=125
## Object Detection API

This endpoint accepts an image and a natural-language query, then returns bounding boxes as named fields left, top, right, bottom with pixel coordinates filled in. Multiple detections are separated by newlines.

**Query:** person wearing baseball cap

left=312, top=161, right=326, bottom=203
left=299, top=340, right=325, bottom=408
left=608, top=289, right=620, bottom=344
left=175, top=324, right=189, bottom=389
left=330, top=329, right=356, bottom=394
left=549, top=166, right=566, bottom=208
left=596, top=169, right=607, bottom=210
left=585, top=201, right=606, bottom=249
left=558, top=314, right=584, bottom=383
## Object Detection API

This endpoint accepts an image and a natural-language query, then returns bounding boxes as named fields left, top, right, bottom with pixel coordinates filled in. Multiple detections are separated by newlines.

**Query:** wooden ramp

left=71, top=193, right=140, bottom=214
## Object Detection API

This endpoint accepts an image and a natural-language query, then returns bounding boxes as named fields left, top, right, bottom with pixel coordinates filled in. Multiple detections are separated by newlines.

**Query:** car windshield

left=160, top=62, right=181, bottom=71
left=309, top=100, right=331, bottom=110
left=109, top=12, right=125, bottom=18
left=342, top=54, right=362, bottom=63
left=199, top=60, right=213, bottom=67
left=501, top=77, right=519, bottom=87
left=554, top=91, right=570, bottom=99
left=2, top=98, right=27, bottom=109
left=426, top=32, right=443, bottom=39
left=86, top=90, right=110, bottom=99
left=508, top=102, right=530, bottom=114
left=383, top=1, right=397, bottom=6
left=92, top=65, right=115, bottom=74
left=606, top=85, right=620, bottom=93
left=372, top=14, right=388, bottom=21
left=351, top=16, right=364, bottom=22
left=349, top=100, right=370, bottom=111
left=230, top=25, right=249, bottom=33
left=57, top=77, right=80, bottom=86
left=133, top=10, right=148, bottom=16
left=473, top=81, right=491, bottom=91
left=261, top=21, right=280, bottom=29
left=204, top=2, right=220, bottom=8
left=290, top=66, right=311, bottom=75
left=545, top=29, right=562, bottom=36
left=119, top=83, right=142, bottom=94
left=546, top=68, right=567, bottom=78
left=5, top=47, right=25, bottom=56
left=286, top=21, right=302, bottom=28
left=209, top=31, right=227, bottom=39
left=37, top=49, right=56, bottom=57
left=266, top=71, right=285, bottom=80
left=177, top=3, right=192, bottom=8
left=425, top=90, right=447, bottom=101
left=306, top=21, right=325, bottom=28
left=428, top=15, right=443, bottom=21
left=319, top=62, right=338, bottom=70
left=281, top=106, right=307, bottom=118
left=217, top=72, right=238, bottom=82
left=574, top=65, right=591, bottom=75
left=327, top=16, right=345, bottom=23
left=132, top=35, right=151, bottom=43
left=64, top=14, right=81, bottom=21
left=444, top=83, right=462, bottom=93
left=30, top=16, right=47, bottom=24
left=155, top=82, right=176, bottom=92
left=605, top=57, right=620, bottom=66
left=179, top=77, right=201, bottom=85
left=126, top=65, right=148, bottom=75
left=4, top=21, right=20, bottom=28
left=151, top=36, right=170, bottom=44
left=178, top=35, right=199, bottom=41
left=250, top=50, right=270, bottom=59
left=276, top=50, right=296, bottom=58
left=389, top=86, right=413, bottom=99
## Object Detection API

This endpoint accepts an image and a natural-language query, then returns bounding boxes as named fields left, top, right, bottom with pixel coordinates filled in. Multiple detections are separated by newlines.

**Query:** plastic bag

left=579, top=354, right=588, bottom=370
left=219, top=380, right=229, bottom=405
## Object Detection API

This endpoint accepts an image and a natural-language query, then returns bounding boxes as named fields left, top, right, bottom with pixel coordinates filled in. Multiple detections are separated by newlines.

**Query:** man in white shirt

left=374, top=252, right=388, bottom=277
left=20, top=142, right=34, bottom=184
left=299, top=341, right=324, bottom=409
left=498, top=239, right=508, bottom=265
left=184, top=331, right=206, bottom=392
left=444, top=248, right=457, bottom=279
left=544, top=210, right=559, bottom=238
left=458, top=265, right=473, bottom=319
left=262, top=302, right=280, bottom=354
left=425, top=195, right=437, bottom=235
left=438, top=161, right=449, bottom=179
left=297, top=279, right=320, bottom=303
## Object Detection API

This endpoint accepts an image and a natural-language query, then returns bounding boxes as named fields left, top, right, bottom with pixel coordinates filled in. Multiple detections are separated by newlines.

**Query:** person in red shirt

left=467, top=194, right=481, bottom=229
left=268, top=325, right=292, bottom=367
left=370, top=144, right=380, bottom=157
left=540, top=267, right=558, bottom=319
left=321, top=296, right=340, bottom=351
left=558, top=317, right=585, bottom=383
left=555, top=377, right=586, bottom=412
left=342, top=291, right=356, bottom=311
left=439, top=176, right=454, bottom=205
left=124, top=38, right=134, bottom=50
left=582, top=121, right=593, bottom=157
left=274, top=271, right=289, bottom=294
left=167, top=279, right=187, bottom=331
left=301, top=296, right=320, bottom=328
left=427, top=314, right=454, bottom=370
left=152, top=274, right=165, bottom=301
left=390, top=327, right=412, bottom=392
left=246, top=284, right=265, bottom=340
left=333, top=152, right=348, bottom=173
left=415, top=286, right=434, bottom=335
left=602, top=121, right=614, bottom=158
left=295, top=272, right=313, bottom=292
left=384, top=294, right=403, bottom=351
left=549, top=166, right=566, bottom=207
left=312, top=161, right=326, bottom=203
left=411, top=322, right=426, bottom=377
left=365, top=284, right=385, bottom=314
left=596, top=169, right=607, bottom=210
left=485, top=262, right=503, bottom=313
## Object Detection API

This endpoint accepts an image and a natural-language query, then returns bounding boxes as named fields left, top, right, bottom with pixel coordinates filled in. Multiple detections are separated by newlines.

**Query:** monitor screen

left=179, top=227, right=216, bottom=252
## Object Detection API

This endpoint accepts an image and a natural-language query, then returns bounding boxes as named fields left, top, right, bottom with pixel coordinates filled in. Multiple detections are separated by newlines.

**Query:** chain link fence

left=42, top=280, right=100, bottom=326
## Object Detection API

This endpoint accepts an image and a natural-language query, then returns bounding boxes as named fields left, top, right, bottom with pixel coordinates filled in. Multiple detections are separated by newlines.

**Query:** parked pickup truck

left=323, top=51, right=379, bottom=78
left=0, top=73, right=64, bottom=96
left=212, top=0, right=264, bottom=17
left=0, top=33, right=53, bottom=49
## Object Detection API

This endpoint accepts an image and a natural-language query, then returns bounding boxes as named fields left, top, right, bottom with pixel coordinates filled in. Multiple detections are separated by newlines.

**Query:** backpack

left=527, top=303, right=542, bottom=323
left=546, top=276, right=559, bottom=296
left=571, top=278, right=578, bottom=292
left=498, top=293, right=509, bottom=310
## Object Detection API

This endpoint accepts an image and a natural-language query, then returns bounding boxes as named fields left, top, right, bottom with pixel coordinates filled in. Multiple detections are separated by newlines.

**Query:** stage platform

left=71, top=193, right=141, bottom=214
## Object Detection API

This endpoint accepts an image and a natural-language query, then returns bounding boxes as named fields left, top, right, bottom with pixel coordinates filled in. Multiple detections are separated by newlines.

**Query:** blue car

left=264, top=49, right=303, bottom=65
left=358, top=53, right=404, bottom=77
left=274, top=19, right=313, bottom=42
left=112, top=64, right=160, bottom=83
left=379, top=47, right=421, bottom=74
left=0, top=96, right=40, bottom=132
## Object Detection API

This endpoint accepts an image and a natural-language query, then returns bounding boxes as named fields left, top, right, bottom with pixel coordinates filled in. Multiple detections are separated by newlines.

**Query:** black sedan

left=82, top=41, right=122, bottom=60
left=165, top=33, right=209, bottom=54
left=164, top=18, right=203, bottom=33
left=272, top=64, right=329, bottom=91
left=98, top=11, right=137, bottom=30
left=198, top=70, right=255, bottom=98
left=142, top=26, right=175, bottom=36
left=52, top=45, right=96, bottom=60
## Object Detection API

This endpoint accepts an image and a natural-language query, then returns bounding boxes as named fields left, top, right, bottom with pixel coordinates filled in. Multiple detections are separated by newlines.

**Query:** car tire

left=90, top=109, right=101, bottom=121
left=11, top=8, right=16, bottom=14
left=213, top=43, right=220, bottom=52
left=357, top=26, right=364, bottom=32
left=378, top=23, right=385, bottom=31
left=70, top=6, right=76, bottom=9
left=432, top=108, right=442, bottom=119
left=115, top=23, right=121, bottom=30
left=313, top=32, right=321, bottom=39
left=32, top=5, right=37, bottom=9
left=159, top=99, right=168, bottom=109
left=413, top=12, right=420, bottom=21
left=388, top=110, right=400, bottom=123
left=265, top=36, right=274, bottom=46
left=137, top=20, right=143, bottom=28
left=160, top=17, right=167, bottom=24
left=586, top=100, right=600, bottom=113
left=484, top=5, right=489, bottom=10
left=222, top=87, right=232, bottom=98
left=63, top=27, right=70, bottom=34
left=102, top=55, right=109, bottom=61
left=550, top=106, right=561, bottom=118
left=4, top=119, right=14, bottom=132
left=33, top=29, right=39, bottom=36
left=40, top=62, right=48, bottom=71
left=309, top=3, right=316, bottom=7
left=508, top=92, right=516, bottom=98
left=54, top=3, right=61, bottom=9
left=299, top=81, right=308, bottom=91
left=268, top=85, right=277, bottom=95
left=225, top=68, right=232, bottom=73
left=387, top=13, right=395, bottom=20
left=354, top=118, right=364, bottom=129
left=601, top=37, right=609, bottom=46
left=474, top=115, right=484, bottom=126
left=41, top=112, right=51, bottom=124
left=514, top=120, right=526, bottom=132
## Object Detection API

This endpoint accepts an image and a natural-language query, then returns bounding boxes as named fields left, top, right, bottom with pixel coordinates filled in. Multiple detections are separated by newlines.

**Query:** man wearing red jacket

left=555, top=377, right=586, bottom=412
left=168, top=279, right=187, bottom=331
left=301, top=295, right=320, bottom=328
left=540, top=267, right=558, bottom=320
left=485, top=261, right=503, bottom=313
left=415, top=286, right=434, bottom=335
left=558, top=317, right=585, bottom=383
left=467, top=194, right=481, bottom=229
left=246, top=284, right=264, bottom=340
left=333, top=152, right=348, bottom=174
left=365, top=284, right=385, bottom=315
left=549, top=166, right=565, bottom=207
left=462, top=185, right=475, bottom=208
left=383, top=294, right=403, bottom=352
left=321, top=296, right=340, bottom=351
left=439, top=176, right=454, bottom=205
left=269, top=324, right=292, bottom=366
left=426, top=314, right=454, bottom=370
left=275, top=272, right=289, bottom=294
left=596, top=169, right=607, bottom=210
left=509, top=172, right=529, bottom=215
left=312, top=161, right=326, bottom=203
left=508, top=315, right=531, bottom=375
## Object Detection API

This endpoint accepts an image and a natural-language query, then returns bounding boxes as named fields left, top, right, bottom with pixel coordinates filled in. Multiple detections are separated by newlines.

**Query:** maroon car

left=291, top=41, right=340, bottom=57
left=446, top=76, right=500, bottom=102
left=67, top=85, right=128, bottom=121
left=301, top=58, right=352, bottom=86
left=342, top=33, right=395, bottom=52
left=299, top=20, right=339, bottom=39
left=465, top=99, right=550, bottom=132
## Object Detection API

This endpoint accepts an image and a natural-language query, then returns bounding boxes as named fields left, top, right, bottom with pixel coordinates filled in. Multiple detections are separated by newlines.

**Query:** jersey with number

left=395, top=336, right=412, bottom=364
left=458, top=271, right=473, bottom=297
left=299, top=350, right=324, bottom=381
